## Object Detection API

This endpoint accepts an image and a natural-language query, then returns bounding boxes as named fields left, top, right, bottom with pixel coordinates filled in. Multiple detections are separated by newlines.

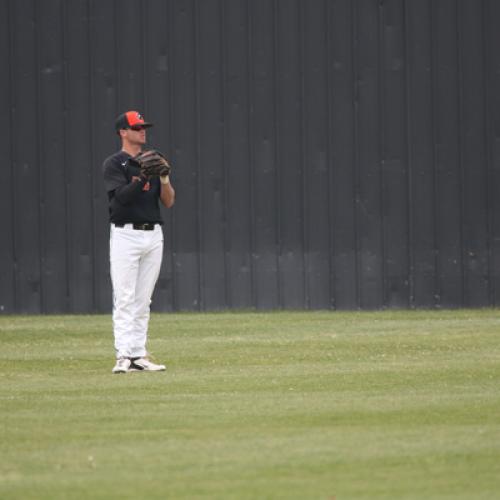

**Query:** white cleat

left=112, top=357, right=132, bottom=374
left=130, top=357, right=166, bottom=372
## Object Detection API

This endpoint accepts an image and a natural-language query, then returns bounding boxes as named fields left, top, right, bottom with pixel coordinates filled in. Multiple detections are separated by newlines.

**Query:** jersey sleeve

left=103, top=157, right=128, bottom=193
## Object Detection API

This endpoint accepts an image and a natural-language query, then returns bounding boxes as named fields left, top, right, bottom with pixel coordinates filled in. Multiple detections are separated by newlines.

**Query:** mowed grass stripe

left=0, top=310, right=499, bottom=499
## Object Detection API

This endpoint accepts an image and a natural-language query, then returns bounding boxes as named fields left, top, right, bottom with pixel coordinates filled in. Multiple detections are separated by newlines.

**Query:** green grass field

left=0, top=310, right=499, bottom=499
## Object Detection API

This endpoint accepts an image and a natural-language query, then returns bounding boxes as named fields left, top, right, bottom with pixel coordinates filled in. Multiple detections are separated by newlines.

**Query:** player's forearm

left=113, top=178, right=146, bottom=205
left=160, top=177, right=175, bottom=208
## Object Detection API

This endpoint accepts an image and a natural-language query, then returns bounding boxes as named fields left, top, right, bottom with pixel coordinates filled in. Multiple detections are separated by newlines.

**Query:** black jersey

left=103, top=151, right=163, bottom=224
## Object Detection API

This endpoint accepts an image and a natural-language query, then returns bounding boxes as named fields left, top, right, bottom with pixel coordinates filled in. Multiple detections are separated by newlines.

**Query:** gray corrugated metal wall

left=1, top=0, right=499, bottom=313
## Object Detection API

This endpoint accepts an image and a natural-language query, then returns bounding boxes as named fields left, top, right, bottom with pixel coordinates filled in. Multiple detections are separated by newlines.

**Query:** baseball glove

left=133, top=149, right=171, bottom=178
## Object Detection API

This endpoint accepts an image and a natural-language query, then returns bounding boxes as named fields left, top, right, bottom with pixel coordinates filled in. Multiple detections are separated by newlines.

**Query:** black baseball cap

left=115, top=110, right=153, bottom=131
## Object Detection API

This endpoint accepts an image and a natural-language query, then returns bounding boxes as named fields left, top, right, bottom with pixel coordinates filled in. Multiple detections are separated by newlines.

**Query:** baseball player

left=102, top=110, right=175, bottom=373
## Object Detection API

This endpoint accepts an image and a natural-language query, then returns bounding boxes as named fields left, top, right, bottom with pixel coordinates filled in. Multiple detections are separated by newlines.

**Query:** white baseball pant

left=109, top=224, right=163, bottom=359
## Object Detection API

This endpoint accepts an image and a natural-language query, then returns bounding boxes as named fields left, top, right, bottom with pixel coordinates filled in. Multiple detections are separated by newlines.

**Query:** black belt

left=114, top=223, right=156, bottom=231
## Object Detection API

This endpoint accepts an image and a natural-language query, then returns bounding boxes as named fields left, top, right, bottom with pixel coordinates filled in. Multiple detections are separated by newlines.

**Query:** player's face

left=128, top=126, right=147, bottom=144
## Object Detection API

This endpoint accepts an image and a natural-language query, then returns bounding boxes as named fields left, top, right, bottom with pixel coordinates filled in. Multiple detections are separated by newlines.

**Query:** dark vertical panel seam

left=378, top=0, right=387, bottom=308
left=325, top=0, right=335, bottom=309
left=429, top=0, right=443, bottom=307
left=167, top=0, right=178, bottom=310
left=430, top=0, right=440, bottom=307
left=220, top=0, right=230, bottom=308
left=194, top=0, right=203, bottom=310
left=113, top=0, right=121, bottom=110
left=141, top=0, right=148, bottom=114
left=429, top=0, right=442, bottom=307
left=87, top=0, right=97, bottom=311
left=456, top=0, right=466, bottom=306
left=34, top=0, right=44, bottom=312
left=247, top=0, right=257, bottom=308
left=220, top=0, right=233, bottom=309
left=351, top=0, right=361, bottom=308
left=7, top=0, right=17, bottom=311
left=61, top=0, right=70, bottom=312
left=299, top=0, right=309, bottom=308
left=273, top=0, right=282, bottom=308
left=403, top=0, right=414, bottom=307
left=482, top=0, right=494, bottom=305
